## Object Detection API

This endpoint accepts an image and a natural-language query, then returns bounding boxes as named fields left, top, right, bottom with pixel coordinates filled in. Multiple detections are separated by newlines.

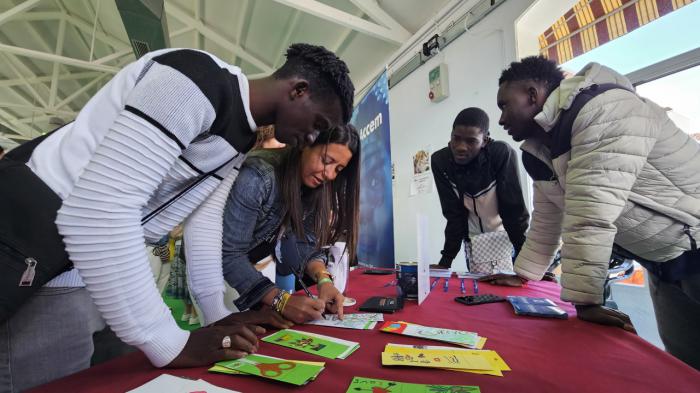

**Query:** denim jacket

left=222, top=149, right=326, bottom=310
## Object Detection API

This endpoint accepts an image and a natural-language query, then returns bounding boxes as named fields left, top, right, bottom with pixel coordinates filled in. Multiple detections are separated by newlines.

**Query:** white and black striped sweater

left=26, top=48, right=257, bottom=367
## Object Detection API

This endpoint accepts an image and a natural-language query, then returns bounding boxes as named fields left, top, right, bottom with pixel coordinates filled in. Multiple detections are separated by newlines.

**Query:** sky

left=561, top=1, right=700, bottom=136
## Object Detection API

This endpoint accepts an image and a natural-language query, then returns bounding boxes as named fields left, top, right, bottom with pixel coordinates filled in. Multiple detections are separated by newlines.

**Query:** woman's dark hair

left=278, top=124, right=360, bottom=263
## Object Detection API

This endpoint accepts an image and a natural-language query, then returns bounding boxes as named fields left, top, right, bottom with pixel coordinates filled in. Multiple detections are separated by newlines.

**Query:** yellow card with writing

left=381, top=348, right=493, bottom=371
left=385, top=344, right=508, bottom=376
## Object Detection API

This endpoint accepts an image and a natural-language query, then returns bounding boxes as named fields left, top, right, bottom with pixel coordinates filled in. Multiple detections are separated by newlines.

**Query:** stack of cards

left=383, top=344, right=511, bottom=377
left=210, top=354, right=324, bottom=386
left=306, top=312, right=383, bottom=330
left=379, top=321, right=486, bottom=349
left=346, top=377, right=481, bottom=392
left=262, top=329, right=360, bottom=359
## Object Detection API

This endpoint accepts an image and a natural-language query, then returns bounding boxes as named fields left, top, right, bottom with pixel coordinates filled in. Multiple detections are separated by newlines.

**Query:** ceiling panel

left=0, top=0, right=451, bottom=144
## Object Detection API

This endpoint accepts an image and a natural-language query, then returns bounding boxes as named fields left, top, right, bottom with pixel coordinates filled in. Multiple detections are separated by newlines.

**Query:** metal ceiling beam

left=271, top=0, right=409, bottom=45
left=7, top=11, right=63, bottom=22
left=93, top=48, right=132, bottom=65
left=0, top=71, right=100, bottom=88
left=170, top=25, right=194, bottom=37
left=0, top=133, right=32, bottom=141
left=164, top=1, right=273, bottom=73
left=348, top=0, right=409, bottom=37
left=0, top=0, right=42, bottom=26
left=49, top=18, right=67, bottom=108
left=332, top=9, right=364, bottom=58
left=273, top=10, right=301, bottom=68
left=54, top=73, right=108, bottom=110
left=2, top=53, right=48, bottom=108
left=194, top=0, right=204, bottom=49
left=0, top=43, right=120, bottom=73
left=232, top=0, right=252, bottom=66
left=65, top=14, right=130, bottom=49
left=0, top=102, right=76, bottom=117
left=0, top=108, right=35, bottom=137
left=11, top=114, right=58, bottom=124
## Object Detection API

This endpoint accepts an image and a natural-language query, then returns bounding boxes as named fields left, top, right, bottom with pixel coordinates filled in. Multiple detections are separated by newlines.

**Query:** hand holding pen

left=273, top=257, right=326, bottom=323
left=275, top=283, right=326, bottom=323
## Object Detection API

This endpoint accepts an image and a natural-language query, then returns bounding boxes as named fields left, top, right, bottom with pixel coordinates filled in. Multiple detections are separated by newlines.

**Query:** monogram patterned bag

left=470, top=231, right=514, bottom=275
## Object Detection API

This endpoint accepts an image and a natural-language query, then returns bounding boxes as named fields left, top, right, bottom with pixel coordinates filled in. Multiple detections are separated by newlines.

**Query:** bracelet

left=270, top=290, right=285, bottom=312
left=277, top=292, right=291, bottom=314
left=317, top=277, right=333, bottom=286
left=315, top=270, right=333, bottom=282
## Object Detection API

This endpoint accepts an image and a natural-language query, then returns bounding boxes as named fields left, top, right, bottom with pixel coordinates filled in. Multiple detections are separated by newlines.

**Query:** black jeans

left=648, top=271, right=700, bottom=370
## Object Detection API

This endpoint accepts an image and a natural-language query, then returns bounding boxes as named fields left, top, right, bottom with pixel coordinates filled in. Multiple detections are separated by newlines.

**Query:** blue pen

left=430, top=277, right=440, bottom=290
left=460, top=278, right=466, bottom=294
left=443, top=277, right=449, bottom=292
left=473, top=279, right=479, bottom=295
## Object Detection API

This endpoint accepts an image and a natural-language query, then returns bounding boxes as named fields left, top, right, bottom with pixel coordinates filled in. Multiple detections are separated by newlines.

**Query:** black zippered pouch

left=0, top=158, right=72, bottom=322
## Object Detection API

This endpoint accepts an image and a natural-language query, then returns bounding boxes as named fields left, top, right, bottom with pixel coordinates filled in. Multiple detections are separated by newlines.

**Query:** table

left=30, top=270, right=700, bottom=393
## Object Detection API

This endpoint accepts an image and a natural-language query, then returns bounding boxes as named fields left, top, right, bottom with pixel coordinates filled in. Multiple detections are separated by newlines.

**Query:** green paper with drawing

left=345, top=377, right=481, bottom=393
left=212, top=354, right=324, bottom=386
left=262, top=329, right=359, bottom=359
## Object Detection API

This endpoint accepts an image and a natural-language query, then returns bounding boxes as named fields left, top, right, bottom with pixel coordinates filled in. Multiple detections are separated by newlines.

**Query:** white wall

left=388, top=0, right=534, bottom=271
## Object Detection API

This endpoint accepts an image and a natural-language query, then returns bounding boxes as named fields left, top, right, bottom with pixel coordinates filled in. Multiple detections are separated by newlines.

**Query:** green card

left=212, top=354, right=324, bottom=386
left=346, top=377, right=481, bottom=393
left=262, top=329, right=359, bottom=359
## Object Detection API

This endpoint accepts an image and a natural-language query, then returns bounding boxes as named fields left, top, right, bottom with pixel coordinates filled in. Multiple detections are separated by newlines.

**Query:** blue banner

left=350, top=72, right=395, bottom=268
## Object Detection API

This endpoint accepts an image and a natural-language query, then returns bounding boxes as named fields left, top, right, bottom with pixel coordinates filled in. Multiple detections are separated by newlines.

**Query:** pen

left=430, top=277, right=440, bottom=290
left=286, top=265, right=326, bottom=318
left=443, top=277, right=449, bottom=292
left=473, top=279, right=479, bottom=295
left=460, top=278, right=466, bottom=294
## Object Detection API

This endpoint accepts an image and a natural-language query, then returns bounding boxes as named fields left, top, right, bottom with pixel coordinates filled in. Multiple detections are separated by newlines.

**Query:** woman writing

left=187, top=124, right=360, bottom=326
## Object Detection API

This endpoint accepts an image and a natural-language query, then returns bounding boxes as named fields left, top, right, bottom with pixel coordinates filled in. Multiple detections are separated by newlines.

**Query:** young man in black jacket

left=432, top=107, right=529, bottom=269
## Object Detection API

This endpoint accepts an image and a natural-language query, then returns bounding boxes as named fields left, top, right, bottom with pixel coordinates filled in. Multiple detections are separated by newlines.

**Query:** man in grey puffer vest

left=488, top=55, right=700, bottom=370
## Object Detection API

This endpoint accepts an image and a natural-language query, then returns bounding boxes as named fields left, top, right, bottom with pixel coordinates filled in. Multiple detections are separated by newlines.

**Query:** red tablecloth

left=30, top=269, right=700, bottom=393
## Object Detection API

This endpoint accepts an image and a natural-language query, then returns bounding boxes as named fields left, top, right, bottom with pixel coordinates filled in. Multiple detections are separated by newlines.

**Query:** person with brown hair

left=187, top=124, right=360, bottom=326
left=254, top=125, right=286, bottom=150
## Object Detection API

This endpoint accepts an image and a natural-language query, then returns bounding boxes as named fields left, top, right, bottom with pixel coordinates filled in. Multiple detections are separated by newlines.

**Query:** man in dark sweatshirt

left=432, top=107, right=529, bottom=269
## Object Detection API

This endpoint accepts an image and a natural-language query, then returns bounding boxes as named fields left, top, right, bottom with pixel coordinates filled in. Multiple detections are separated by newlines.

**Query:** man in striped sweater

left=0, top=43, right=354, bottom=392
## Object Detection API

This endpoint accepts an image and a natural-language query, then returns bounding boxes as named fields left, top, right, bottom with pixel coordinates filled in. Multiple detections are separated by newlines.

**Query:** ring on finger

left=221, top=335, right=232, bottom=349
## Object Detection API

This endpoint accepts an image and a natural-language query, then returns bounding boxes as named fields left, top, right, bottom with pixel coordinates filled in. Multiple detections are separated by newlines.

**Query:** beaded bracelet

left=277, top=292, right=291, bottom=314
left=270, top=290, right=285, bottom=312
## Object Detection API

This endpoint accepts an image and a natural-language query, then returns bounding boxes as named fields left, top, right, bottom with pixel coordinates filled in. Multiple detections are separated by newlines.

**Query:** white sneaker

left=180, top=313, right=190, bottom=322
left=189, top=315, right=200, bottom=325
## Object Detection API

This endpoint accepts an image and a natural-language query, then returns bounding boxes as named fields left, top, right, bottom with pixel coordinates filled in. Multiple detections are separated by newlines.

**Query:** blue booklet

left=506, top=296, right=568, bottom=319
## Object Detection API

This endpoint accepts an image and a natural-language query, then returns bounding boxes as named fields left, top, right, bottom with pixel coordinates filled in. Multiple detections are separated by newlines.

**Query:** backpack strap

left=550, top=83, right=634, bottom=160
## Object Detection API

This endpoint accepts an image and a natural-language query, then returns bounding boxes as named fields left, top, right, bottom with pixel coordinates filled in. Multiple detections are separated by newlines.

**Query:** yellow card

left=475, top=337, right=487, bottom=349
left=381, top=348, right=493, bottom=370
left=385, top=344, right=509, bottom=376
left=479, top=350, right=510, bottom=371
left=448, top=367, right=503, bottom=376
